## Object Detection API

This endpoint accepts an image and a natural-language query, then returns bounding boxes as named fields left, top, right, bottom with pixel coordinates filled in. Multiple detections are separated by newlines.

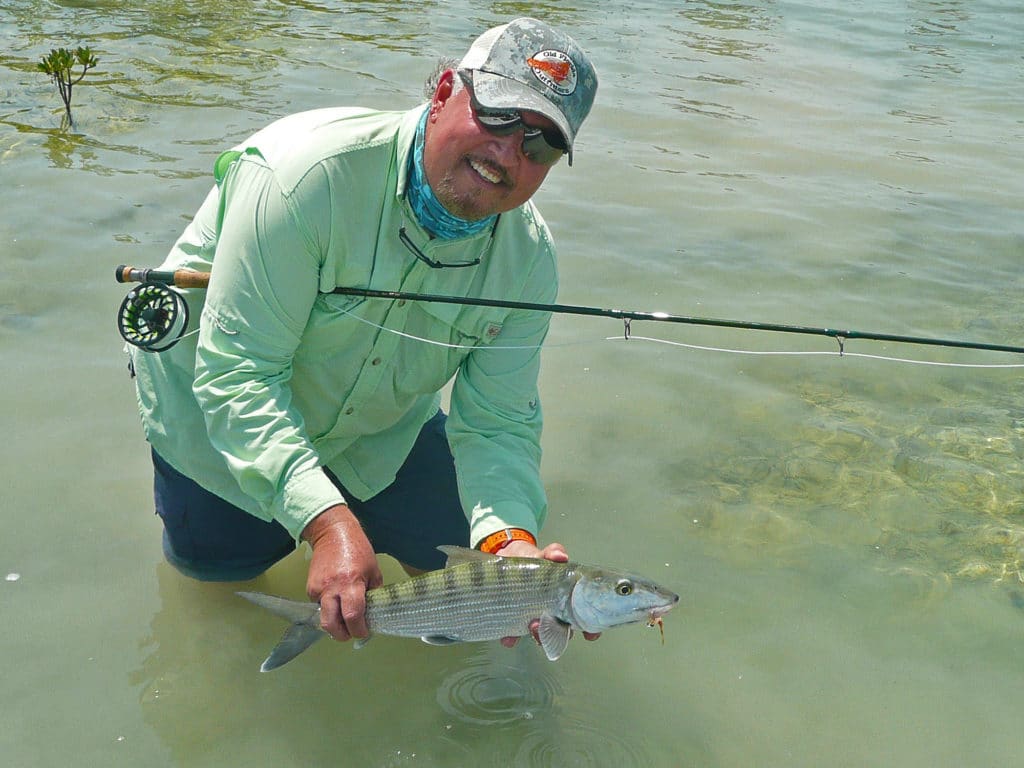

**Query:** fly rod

left=114, top=265, right=1024, bottom=355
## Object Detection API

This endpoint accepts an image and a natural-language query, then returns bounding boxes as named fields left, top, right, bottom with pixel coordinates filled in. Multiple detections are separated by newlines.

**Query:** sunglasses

left=460, top=72, right=566, bottom=166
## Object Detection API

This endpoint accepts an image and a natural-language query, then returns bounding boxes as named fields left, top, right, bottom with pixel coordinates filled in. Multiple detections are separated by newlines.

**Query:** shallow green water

left=2, top=1, right=1023, bottom=766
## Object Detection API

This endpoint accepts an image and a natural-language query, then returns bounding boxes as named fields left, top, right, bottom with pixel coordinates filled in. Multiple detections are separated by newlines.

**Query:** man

left=130, top=18, right=598, bottom=645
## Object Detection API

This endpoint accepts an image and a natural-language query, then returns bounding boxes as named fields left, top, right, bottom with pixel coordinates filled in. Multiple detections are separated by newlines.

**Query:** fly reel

left=117, top=281, right=190, bottom=352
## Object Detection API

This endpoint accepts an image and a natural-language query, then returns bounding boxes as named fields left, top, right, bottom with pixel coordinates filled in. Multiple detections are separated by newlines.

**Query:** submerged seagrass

left=239, top=546, right=679, bottom=671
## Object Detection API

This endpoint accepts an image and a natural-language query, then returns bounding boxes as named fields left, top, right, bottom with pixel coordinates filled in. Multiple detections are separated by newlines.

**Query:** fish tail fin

left=237, top=591, right=324, bottom=672
left=260, top=623, right=324, bottom=672
left=237, top=591, right=318, bottom=623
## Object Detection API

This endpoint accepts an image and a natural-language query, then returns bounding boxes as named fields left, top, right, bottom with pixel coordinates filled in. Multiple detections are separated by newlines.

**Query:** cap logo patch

left=527, top=50, right=577, bottom=96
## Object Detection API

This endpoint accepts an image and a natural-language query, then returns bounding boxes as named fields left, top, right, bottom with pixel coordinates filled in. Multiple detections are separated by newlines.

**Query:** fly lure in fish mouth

left=648, top=614, right=666, bottom=644
left=114, top=265, right=1024, bottom=364
left=647, top=604, right=674, bottom=644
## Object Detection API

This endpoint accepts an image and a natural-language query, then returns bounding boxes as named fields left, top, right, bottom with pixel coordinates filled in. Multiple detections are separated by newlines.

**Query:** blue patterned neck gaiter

left=406, top=108, right=496, bottom=240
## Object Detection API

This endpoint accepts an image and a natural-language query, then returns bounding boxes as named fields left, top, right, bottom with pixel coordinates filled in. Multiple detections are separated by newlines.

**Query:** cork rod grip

left=115, top=265, right=211, bottom=289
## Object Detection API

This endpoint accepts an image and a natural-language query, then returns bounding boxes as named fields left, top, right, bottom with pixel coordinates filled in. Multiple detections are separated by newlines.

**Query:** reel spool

left=117, top=281, right=190, bottom=352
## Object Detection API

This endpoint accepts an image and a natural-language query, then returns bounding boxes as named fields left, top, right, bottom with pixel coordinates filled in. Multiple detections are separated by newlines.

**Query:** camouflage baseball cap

left=458, top=17, right=598, bottom=165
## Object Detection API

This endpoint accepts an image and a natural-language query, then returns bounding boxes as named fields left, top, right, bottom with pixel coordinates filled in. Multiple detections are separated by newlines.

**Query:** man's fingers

left=318, top=585, right=371, bottom=642
left=538, top=542, right=569, bottom=563
left=502, top=621, right=600, bottom=651
left=340, top=587, right=369, bottom=640
left=319, top=594, right=352, bottom=642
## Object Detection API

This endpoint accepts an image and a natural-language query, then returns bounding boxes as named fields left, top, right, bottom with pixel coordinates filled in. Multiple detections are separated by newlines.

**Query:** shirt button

left=345, top=407, right=355, bottom=415
left=371, top=357, right=382, bottom=366
left=397, top=300, right=406, bottom=307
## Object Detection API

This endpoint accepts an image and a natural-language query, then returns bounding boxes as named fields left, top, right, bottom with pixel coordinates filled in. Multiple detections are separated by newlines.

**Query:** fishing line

left=333, top=311, right=1024, bottom=368
left=336, top=305, right=600, bottom=350
left=608, top=335, right=1024, bottom=369
left=325, top=311, right=1024, bottom=368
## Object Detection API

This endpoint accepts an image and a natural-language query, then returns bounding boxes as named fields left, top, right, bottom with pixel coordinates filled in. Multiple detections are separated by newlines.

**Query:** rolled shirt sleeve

left=192, top=153, right=344, bottom=541
left=446, top=257, right=557, bottom=548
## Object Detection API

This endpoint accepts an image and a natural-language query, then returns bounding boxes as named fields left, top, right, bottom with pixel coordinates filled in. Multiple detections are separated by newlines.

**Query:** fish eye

left=615, top=580, right=633, bottom=596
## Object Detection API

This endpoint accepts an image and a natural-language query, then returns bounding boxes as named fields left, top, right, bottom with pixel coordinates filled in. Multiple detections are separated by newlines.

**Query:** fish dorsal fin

left=537, top=613, right=573, bottom=661
left=436, top=545, right=500, bottom=567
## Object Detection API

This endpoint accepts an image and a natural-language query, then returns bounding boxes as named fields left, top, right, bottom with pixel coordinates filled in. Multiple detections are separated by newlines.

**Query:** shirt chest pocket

left=294, top=293, right=372, bottom=362
left=393, top=301, right=505, bottom=395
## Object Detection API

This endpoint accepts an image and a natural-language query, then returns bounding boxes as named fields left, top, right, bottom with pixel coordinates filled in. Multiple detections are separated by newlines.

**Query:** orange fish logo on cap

left=528, top=50, right=578, bottom=96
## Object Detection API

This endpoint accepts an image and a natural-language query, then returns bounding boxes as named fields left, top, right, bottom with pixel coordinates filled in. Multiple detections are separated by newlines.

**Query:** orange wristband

left=477, top=527, right=536, bottom=555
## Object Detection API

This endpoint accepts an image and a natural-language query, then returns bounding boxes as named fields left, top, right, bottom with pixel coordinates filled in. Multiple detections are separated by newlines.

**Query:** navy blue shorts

left=153, top=410, right=469, bottom=581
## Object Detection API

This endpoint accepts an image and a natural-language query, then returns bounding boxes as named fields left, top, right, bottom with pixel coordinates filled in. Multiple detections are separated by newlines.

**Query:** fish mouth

left=648, top=599, right=679, bottom=622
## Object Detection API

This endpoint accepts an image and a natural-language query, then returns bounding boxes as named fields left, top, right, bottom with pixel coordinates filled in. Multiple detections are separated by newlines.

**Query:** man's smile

left=468, top=156, right=507, bottom=186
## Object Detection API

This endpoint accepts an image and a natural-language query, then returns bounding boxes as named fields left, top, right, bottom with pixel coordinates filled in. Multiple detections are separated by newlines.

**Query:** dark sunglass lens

left=477, top=110, right=519, bottom=126
left=521, top=129, right=565, bottom=166
left=523, top=141, right=563, bottom=165
left=530, top=126, right=566, bottom=152
left=476, top=112, right=523, bottom=137
left=473, top=96, right=565, bottom=165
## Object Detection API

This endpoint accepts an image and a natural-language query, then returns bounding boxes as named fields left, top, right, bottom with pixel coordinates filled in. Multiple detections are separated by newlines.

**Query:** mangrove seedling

left=38, top=46, right=99, bottom=127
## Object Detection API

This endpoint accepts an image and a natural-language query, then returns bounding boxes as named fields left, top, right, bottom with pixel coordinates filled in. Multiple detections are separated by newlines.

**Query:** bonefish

left=239, top=546, right=679, bottom=671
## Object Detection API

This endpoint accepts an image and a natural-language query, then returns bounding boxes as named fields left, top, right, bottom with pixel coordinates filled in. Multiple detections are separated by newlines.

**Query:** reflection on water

left=129, top=562, right=272, bottom=766
left=0, top=0, right=455, bottom=175
left=6, top=0, right=1024, bottom=765
left=906, top=1, right=971, bottom=78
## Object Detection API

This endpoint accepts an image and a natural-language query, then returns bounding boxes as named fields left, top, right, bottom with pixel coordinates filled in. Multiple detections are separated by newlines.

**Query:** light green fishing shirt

left=131, top=105, right=557, bottom=547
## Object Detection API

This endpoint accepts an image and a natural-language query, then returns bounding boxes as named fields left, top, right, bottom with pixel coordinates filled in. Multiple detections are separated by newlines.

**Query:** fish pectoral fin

left=353, top=634, right=372, bottom=650
left=260, top=623, right=324, bottom=672
left=436, top=545, right=500, bottom=566
left=420, top=635, right=462, bottom=646
left=537, top=613, right=573, bottom=661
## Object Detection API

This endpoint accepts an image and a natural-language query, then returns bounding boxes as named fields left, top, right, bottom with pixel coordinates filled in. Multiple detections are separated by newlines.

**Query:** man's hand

left=302, top=504, right=382, bottom=642
left=495, top=539, right=602, bottom=647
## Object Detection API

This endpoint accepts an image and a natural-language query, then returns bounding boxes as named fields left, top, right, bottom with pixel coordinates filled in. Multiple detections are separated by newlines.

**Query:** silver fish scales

left=239, top=546, right=679, bottom=671
left=366, top=550, right=570, bottom=640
